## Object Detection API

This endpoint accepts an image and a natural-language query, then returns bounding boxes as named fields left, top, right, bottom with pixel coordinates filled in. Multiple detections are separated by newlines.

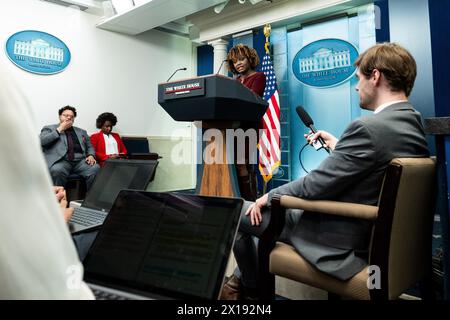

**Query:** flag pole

left=264, top=24, right=271, bottom=54
left=262, top=23, right=271, bottom=195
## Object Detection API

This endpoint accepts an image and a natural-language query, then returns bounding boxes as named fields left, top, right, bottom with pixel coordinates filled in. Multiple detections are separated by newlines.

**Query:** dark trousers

left=236, top=164, right=257, bottom=201
left=232, top=201, right=301, bottom=288
left=49, top=159, right=99, bottom=190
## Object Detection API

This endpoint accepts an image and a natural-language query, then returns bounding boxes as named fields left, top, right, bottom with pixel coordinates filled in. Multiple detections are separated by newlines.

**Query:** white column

left=208, top=38, right=229, bottom=76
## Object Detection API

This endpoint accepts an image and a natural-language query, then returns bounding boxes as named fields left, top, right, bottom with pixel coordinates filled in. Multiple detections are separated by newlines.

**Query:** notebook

left=69, top=159, right=158, bottom=234
left=83, top=190, right=243, bottom=300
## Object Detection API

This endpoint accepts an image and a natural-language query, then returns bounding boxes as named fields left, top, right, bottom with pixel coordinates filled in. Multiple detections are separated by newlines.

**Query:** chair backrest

left=261, top=157, right=436, bottom=300
left=370, top=157, right=436, bottom=299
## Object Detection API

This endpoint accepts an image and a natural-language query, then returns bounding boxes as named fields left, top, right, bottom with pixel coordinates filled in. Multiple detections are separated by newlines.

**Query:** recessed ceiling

left=95, top=0, right=227, bottom=35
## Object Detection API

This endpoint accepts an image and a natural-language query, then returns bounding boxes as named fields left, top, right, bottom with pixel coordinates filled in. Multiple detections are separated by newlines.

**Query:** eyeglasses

left=61, top=113, right=74, bottom=118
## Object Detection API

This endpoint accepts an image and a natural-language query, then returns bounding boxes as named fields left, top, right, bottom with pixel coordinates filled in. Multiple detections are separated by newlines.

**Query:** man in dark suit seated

left=220, top=43, right=430, bottom=300
left=40, top=105, right=99, bottom=190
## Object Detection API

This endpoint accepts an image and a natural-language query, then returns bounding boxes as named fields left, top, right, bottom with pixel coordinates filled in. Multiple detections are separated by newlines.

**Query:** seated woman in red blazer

left=90, top=112, right=127, bottom=167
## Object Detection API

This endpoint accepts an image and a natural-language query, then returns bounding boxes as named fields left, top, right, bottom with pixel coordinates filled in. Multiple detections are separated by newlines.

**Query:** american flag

left=258, top=51, right=281, bottom=182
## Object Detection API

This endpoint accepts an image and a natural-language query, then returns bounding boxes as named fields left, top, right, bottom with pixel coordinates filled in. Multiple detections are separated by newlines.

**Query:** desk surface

left=128, top=153, right=161, bottom=160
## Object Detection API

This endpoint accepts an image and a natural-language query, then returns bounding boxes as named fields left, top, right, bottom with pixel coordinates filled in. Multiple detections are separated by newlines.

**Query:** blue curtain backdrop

left=278, top=8, right=376, bottom=186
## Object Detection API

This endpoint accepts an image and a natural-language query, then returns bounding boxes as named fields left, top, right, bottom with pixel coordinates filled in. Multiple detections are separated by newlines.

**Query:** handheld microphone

left=216, top=59, right=227, bottom=75
left=166, top=67, right=187, bottom=82
left=296, top=106, right=330, bottom=153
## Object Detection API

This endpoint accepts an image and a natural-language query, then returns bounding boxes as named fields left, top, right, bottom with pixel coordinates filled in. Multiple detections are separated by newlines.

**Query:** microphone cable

left=298, top=142, right=310, bottom=174
left=298, top=140, right=331, bottom=174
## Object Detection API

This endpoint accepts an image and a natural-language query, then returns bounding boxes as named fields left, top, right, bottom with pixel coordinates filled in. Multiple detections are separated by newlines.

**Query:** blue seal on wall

left=5, top=30, right=71, bottom=75
left=292, top=39, right=359, bottom=88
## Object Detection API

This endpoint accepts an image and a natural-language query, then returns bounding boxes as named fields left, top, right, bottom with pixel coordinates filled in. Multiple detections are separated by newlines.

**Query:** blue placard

left=292, top=38, right=359, bottom=88
left=5, top=30, right=71, bottom=75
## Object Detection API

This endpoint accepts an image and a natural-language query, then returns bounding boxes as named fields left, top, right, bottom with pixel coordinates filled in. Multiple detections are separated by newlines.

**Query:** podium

left=158, top=74, right=268, bottom=197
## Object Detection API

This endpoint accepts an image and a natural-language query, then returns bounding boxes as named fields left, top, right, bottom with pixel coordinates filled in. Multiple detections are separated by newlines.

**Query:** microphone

left=166, top=67, right=187, bottom=82
left=296, top=106, right=330, bottom=153
left=216, top=59, right=227, bottom=75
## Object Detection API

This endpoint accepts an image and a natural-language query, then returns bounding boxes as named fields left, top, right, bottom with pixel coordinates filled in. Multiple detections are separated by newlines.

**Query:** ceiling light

left=214, top=0, right=229, bottom=14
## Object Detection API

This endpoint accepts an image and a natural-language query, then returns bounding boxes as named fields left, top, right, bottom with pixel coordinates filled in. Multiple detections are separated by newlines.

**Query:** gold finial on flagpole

left=264, top=24, right=271, bottom=54
left=263, top=24, right=271, bottom=38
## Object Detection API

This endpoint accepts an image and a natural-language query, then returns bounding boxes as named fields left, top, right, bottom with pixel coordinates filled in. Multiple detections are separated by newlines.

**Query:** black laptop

left=83, top=190, right=243, bottom=300
left=69, top=159, right=158, bottom=234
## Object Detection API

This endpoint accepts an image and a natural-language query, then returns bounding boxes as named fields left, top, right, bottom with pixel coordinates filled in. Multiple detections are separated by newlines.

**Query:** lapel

left=99, top=131, right=106, bottom=151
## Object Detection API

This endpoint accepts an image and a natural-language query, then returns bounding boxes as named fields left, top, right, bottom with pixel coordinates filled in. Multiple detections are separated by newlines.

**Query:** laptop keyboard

left=70, top=207, right=107, bottom=227
left=92, top=288, right=131, bottom=300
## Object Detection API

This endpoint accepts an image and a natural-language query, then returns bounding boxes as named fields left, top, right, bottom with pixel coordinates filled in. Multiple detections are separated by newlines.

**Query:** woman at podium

left=227, top=44, right=266, bottom=201
left=227, top=44, right=266, bottom=97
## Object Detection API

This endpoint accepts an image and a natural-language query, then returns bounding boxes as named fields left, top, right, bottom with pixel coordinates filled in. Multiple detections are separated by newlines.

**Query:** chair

left=257, top=158, right=437, bottom=300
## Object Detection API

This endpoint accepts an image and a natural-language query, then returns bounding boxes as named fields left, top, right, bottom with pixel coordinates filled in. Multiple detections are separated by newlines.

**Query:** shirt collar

left=374, top=100, right=408, bottom=114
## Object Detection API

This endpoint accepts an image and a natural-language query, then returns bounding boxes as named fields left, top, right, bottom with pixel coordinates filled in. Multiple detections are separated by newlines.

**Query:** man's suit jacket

left=40, top=124, right=95, bottom=168
left=268, top=102, right=430, bottom=280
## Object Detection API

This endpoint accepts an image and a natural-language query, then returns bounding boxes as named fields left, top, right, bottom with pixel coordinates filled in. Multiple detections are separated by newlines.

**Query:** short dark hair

left=58, top=105, right=77, bottom=117
left=227, top=44, right=260, bottom=74
left=96, top=112, right=118, bottom=129
left=355, top=43, right=417, bottom=97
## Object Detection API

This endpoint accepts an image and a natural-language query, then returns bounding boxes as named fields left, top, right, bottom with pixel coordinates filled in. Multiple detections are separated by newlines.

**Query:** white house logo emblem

left=5, top=30, right=70, bottom=75
left=293, top=39, right=359, bottom=88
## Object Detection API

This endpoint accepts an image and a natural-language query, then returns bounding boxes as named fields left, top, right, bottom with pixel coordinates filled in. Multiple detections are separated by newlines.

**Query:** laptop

left=83, top=190, right=243, bottom=300
left=69, top=159, right=158, bottom=234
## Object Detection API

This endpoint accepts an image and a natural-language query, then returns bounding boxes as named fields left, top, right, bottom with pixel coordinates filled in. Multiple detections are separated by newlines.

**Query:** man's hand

left=53, top=186, right=74, bottom=223
left=109, top=154, right=119, bottom=159
left=57, top=119, right=73, bottom=133
left=245, top=193, right=269, bottom=226
left=61, top=201, right=74, bottom=223
left=53, top=186, right=65, bottom=202
left=85, top=155, right=96, bottom=166
left=304, top=130, right=338, bottom=151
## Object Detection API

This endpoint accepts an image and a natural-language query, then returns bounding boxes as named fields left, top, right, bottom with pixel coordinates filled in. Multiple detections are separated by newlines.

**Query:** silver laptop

left=69, top=159, right=158, bottom=234
left=83, top=190, right=243, bottom=300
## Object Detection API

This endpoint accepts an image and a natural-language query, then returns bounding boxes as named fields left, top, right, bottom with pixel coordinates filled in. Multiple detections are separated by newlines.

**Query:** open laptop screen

left=82, top=159, right=158, bottom=212
left=83, top=191, right=243, bottom=300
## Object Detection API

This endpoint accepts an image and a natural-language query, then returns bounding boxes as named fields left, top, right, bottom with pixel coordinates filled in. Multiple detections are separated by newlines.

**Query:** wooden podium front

left=158, top=75, right=268, bottom=197
left=198, top=127, right=236, bottom=197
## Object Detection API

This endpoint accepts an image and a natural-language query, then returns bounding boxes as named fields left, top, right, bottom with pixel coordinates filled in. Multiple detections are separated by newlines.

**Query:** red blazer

left=90, top=131, right=127, bottom=167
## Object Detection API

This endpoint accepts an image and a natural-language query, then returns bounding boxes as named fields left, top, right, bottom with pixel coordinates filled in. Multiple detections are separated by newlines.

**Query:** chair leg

left=257, top=238, right=276, bottom=299
left=419, top=273, right=435, bottom=300
left=259, top=273, right=275, bottom=300
left=327, top=292, right=342, bottom=300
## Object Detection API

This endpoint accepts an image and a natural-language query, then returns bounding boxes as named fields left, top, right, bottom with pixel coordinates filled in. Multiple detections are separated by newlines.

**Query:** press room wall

left=388, top=0, right=436, bottom=153
left=0, top=0, right=194, bottom=137
left=282, top=6, right=376, bottom=182
left=0, top=0, right=197, bottom=191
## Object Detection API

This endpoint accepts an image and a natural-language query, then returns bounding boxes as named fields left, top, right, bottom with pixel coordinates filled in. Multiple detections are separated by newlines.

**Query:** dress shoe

left=219, top=275, right=242, bottom=300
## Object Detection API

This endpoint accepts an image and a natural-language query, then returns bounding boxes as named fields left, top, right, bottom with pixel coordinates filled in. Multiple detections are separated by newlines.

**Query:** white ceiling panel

left=96, top=0, right=226, bottom=35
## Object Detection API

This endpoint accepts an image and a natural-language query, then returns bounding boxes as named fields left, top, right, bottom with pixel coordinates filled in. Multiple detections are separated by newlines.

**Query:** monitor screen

left=82, top=159, right=158, bottom=212
left=121, top=137, right=150, bottom=154
left=83, top=191, right=243, bottom=300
